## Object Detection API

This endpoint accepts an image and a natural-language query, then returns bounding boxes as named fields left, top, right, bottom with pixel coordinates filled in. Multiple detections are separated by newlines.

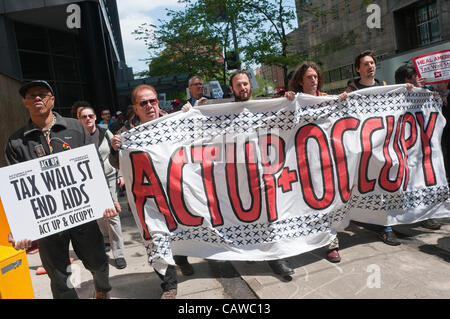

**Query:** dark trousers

left=152, top=255, right=186, bottom=292
left=173, top=255, right=188, bottom=265
left=155, top=265, right=177, bottom=291
left=38, top=221, right=111, bottom=299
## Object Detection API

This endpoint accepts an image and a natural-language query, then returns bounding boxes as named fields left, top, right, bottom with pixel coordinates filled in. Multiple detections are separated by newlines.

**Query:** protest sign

left=413, top=49, right=450, bottom=84
left=0, top=144, right=115, bottom=241
left=119, top=85, right=450, bottom=274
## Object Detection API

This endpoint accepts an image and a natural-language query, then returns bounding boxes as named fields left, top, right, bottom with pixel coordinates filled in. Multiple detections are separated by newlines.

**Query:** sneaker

left=379, top=231, right=401, bottom=246
left=104, top=243, right=111, bottom=252
left=326, top=249, right=341, bottom=263
left=178, top=263, right=194, bottom=276
left=36, top=267, right=47, bottom=275
left=161, top=289, right=177, bottom=299
left=115, top=258, right=127, bottom=269
left=421, top=219, right=441, bottom=230
left=94, top=291, right=110, bottom=299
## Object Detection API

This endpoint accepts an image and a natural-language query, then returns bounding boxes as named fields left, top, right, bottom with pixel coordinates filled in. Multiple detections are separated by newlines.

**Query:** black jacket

left=5, top=112, right=93, bottom=165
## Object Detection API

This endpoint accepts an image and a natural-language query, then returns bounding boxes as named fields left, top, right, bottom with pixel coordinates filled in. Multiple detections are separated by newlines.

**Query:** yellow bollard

left=0, top=246, right=35, bottom=299
left=0, top=200, right=35, bottom=299
left=0, top=199, right=12, bottom=247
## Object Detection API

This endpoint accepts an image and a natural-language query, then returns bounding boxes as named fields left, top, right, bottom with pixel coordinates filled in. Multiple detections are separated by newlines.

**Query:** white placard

left=413, top=49, right=450, bottom=84
left=0, top=144, right=114, bottom=241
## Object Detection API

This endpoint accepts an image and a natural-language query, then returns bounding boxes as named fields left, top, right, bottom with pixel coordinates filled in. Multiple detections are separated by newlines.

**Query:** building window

left=15, top=22, right=87, bottom=116
left=394, top=0, right=441, bottom=52
left=416, top=2, right=440, bottom=46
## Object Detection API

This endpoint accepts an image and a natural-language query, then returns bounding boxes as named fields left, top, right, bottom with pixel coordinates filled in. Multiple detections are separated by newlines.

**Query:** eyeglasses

left=139, top=99, right=158, bottom=107
left=191, top=82, right=203, bottom=86
left=27, top=94, right=52, bottom=100
left=80, top=114, right=95, bottom=120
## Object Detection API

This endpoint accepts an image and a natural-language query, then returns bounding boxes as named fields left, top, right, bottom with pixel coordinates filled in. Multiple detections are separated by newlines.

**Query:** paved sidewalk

left=26, top=197, right=450, bottom=299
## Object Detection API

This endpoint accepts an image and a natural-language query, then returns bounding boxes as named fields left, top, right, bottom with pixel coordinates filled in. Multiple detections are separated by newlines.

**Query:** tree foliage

left=133, top=0, right=371, bottom=86
left=133, top=6, right=224, bottom=79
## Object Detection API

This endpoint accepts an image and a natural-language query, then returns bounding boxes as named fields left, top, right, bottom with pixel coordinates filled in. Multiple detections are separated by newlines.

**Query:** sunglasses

left=139, top=99, right=158, bottom=107
left=27, top=94, right=53, bottom=100
left=80, top=114, right=95, bottom=119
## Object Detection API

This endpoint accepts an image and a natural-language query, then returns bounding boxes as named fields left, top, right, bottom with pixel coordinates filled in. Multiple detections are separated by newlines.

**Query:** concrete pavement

left=26, top=195, right=450, bottom=299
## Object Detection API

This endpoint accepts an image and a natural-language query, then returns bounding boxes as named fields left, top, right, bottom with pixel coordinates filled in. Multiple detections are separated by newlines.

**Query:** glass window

left=55, top=83, right=84, bottom=110
left=19, top=52, right=51, bottom=79
left=430, top=19, right=440, bottom=42
left=415, top=2, right=440, bottom=46
left=49, top=29, right=76, bottom=57
left=340, top=65, right=353, bottom=80
left=53, top=56, right=80, bottom=81
left=329, top=69, right=341, bottom=82
left=15, top=22, right=48, bottom=52
left=323, top=71, right=330, bottom=84
left=15, top=21, right=89, bottom=117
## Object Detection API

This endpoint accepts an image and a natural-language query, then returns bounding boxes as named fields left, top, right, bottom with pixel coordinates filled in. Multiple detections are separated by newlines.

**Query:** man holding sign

left=5, top=80, right=118, bottom=299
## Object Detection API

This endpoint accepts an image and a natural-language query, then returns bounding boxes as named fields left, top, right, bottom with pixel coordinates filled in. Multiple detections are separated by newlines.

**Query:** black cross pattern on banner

left=169, top=212, right=331, bottom=247
left=145, top=185, right=450, bottom=250
left=121, top=92, right=440, bottom=150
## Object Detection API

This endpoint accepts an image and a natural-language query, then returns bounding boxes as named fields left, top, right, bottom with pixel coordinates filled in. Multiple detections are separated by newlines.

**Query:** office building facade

left=289, top=0, right=450, bottom=93
left=0, top=0, right=133, bottom=116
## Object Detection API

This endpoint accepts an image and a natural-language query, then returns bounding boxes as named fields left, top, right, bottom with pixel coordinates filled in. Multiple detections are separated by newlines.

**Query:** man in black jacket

left=6, top=80, right=117, bottom=299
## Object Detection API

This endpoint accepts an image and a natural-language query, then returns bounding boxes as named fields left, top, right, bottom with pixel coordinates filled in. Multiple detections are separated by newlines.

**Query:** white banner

left=0, top=144, right=115, bottom=241
left=413, top=49, right=450, bottom=84
left=119, top=85, right=450, bottom=274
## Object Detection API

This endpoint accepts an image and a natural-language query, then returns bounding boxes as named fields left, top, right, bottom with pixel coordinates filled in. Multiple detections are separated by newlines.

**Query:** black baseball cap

left=19, top=80, right=54, bottom=98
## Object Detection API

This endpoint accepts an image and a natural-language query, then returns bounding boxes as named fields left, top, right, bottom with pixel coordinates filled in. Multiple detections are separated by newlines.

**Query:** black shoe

left=421, top=219, right=441, bottom=230
left=268, top=259, right=294, bottom=277
left=379, top=231, right=401, bottom=246
left=104, top=243, right=111, bottom=252
left=115, top=257, right=127, bottom=269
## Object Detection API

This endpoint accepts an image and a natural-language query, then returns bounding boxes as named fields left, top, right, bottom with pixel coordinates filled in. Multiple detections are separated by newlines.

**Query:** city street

left=27, top=193, right=450, bottom=300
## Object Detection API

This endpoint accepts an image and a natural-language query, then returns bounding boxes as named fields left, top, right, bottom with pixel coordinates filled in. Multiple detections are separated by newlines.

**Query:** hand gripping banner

left=119, top=85, right=450, bottom=274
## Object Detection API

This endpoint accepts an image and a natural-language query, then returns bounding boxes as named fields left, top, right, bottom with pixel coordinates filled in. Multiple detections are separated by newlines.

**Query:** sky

left=116, top=0, right=184, bottom=75
left=116, top=0, right=299, bottom=76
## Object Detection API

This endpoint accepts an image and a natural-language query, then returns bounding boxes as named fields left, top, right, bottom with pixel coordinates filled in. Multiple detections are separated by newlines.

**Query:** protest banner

left=413, top=49, right=450, bottom=84
left=119, top=85, right=450, bottom=274
left=0, top=144, right=115, bottom=242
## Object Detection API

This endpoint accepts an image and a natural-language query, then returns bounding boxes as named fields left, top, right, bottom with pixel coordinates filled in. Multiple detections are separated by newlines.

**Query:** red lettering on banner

left=278, top=168, right=298, bottom=193
left=130, top=151, right=176, bottom=239
left=379, top=116, right=405, bottom=192
left=400, top=113, right=418, bottom=190
left=167, top=147, right=203, bottom=226
left=295, top=124, right=335, bottom=209
left=358, top=117, right=384, bottom=194
left=191, top=145, right=224, bottom=226
left=259, top=134, right=285, bottom=222
left=331, top=117, right=360, bottom=202
left=416, top=112, right=438, bottom=186
left=225, top=142, right=262, bottom=222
